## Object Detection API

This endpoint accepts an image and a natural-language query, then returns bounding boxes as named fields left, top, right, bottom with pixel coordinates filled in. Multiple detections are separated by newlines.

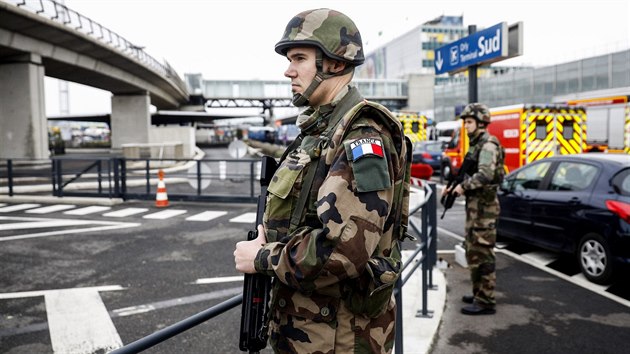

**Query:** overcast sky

left=45, top=0, right=630, bottom=115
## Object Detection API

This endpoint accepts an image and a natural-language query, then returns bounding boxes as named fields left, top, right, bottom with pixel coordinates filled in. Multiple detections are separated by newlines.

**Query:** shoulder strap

left=327, top=100, right=413, bottom=242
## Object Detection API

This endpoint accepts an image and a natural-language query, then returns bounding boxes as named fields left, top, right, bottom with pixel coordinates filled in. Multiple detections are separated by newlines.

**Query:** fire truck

left=440, top=104, right=588, bottom=179
left=561, top=95, right=630, bottom=154
left=396, top=112, right=428, bottom=143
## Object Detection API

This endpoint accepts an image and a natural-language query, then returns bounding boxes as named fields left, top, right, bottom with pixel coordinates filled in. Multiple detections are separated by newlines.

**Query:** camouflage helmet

left=460, top=103, right=491, bottom=124
left=275, top=8, right=364, bottom=66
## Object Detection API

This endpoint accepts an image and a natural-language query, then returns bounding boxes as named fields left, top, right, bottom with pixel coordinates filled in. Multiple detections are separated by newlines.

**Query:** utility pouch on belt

left=344, top=255, right=401, bottom=318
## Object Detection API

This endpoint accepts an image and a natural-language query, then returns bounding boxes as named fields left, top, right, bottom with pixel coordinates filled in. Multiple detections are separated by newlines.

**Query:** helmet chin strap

left=292, top=50, right=354, bottom=107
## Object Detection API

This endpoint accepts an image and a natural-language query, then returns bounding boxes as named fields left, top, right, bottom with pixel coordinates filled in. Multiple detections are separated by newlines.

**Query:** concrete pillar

left=0, top=53, right=48, bottom=159
left=111, top=92, right=151, bottom=149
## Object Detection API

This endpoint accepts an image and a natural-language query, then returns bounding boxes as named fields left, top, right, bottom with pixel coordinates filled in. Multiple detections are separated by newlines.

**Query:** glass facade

left=434, top=49, right=630, bottom=121
left=356, top=15, right=467, bottom=79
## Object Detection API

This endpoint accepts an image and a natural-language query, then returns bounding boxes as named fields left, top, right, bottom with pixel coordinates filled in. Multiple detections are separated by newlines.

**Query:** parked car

left=497, top=153, right=630, bottom=284
left=412, top=141, right=444, bottom=173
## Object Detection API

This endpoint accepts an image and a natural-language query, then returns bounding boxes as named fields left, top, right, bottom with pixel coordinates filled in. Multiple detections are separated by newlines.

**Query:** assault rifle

left=239, top=155, right=278, bottom=353
left=440, top=154, right=475, bottom=219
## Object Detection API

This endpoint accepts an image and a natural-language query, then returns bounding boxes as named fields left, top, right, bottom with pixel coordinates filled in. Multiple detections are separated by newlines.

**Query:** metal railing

left=0, top=158, right=53, bottom=196
left=3, top=0, right=188, bottom=95
left=109, top=181, right=438, bottom=354
left=1, top=157, right=262, bottom=203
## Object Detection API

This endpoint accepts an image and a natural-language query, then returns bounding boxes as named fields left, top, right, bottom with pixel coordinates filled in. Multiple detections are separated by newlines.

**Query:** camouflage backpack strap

left=278, top=134, right=304, bottom=164
left=397, top=135, right=413, bottom=241
left=288, top=134, right=324, bottom=231
left=487, top=134, right=505, bottom=183
left=327, top=100, right=413, bottom=242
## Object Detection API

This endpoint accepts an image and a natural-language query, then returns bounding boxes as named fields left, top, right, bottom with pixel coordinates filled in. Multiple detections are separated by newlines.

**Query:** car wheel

left=577, top=233, right=613, bottom=285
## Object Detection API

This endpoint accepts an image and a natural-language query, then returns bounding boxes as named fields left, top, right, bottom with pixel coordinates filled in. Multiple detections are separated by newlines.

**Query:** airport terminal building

left=355, top=15, right=630, bottom=122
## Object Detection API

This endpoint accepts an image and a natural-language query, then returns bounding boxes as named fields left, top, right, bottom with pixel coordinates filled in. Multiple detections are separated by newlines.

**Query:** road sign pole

left=468, top=25, right=478, bottom=103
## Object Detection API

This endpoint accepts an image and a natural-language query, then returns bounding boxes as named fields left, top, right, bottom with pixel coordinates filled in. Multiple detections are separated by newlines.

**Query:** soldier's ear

left=327, top=59, right=346, bottom=74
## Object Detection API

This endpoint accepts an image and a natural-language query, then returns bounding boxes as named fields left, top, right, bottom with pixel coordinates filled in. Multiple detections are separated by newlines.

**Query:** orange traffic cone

left=156, top=169, right=169, bottom=207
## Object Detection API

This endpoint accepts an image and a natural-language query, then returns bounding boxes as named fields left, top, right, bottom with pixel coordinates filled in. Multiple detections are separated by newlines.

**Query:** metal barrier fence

left=1, top=157, right=262, bottom=203
left=109, top=182, right=438, bottom=354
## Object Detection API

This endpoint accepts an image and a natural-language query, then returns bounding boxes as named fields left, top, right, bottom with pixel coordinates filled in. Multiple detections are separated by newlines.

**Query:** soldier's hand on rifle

left=441, top=186, right=449, bottom=197
left=442, top=184, right=464, bottom=197
left=452, top=184, right=464, bottom=197
left=234, top=225, right=266, bottom=274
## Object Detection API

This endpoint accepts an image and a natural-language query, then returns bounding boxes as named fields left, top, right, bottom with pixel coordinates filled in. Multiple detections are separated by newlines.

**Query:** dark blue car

left=412, top=141, right=444, bottom=173
left=498, top=153, right=630, bottom=284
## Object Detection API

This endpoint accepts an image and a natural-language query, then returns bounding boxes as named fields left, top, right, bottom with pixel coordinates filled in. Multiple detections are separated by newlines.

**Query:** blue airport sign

left=434, top=22, right=508, bottom=75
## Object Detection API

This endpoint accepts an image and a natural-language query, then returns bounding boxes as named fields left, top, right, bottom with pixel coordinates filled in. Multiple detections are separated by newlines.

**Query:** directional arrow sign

left=434, top=22, right=508, bottom=75
left=435, top=51, right=443, bottom=72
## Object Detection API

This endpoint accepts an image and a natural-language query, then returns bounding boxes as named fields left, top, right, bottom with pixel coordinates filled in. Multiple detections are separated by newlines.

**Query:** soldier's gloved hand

left=453, top=184, right=464, bottom=196
left=234, top=224, right=266, bottom=274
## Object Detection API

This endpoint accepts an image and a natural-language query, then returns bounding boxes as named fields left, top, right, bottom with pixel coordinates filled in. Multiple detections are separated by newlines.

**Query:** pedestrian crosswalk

left=64, top=206, right=112, bottom=215
left=0, top=203, right=256, bottom=224
left=184, top=210, right=227, bottom=221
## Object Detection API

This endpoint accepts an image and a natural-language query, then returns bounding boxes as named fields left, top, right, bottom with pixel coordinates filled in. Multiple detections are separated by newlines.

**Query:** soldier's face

left=284, top=47, right=318, bottom=96
left=464, top=117, right=478, bottom=135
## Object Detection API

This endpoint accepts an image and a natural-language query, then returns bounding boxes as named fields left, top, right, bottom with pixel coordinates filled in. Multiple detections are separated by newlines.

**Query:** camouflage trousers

left=268, top=293, right=396, bottom=354
left=464, top=193, right=499, bottom=307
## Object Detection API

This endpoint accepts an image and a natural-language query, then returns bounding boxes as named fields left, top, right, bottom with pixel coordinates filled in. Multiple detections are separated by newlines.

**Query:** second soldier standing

left=443, top=103, right=504, bottom=315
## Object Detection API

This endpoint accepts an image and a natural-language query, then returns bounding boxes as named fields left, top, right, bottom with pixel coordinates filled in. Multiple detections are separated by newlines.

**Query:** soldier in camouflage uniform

left=444, top=103, right=504, bottom=315
left=234, top=8, right=411, bottom=353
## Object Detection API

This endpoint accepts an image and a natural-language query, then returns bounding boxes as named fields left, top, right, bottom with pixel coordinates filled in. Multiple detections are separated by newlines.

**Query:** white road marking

left=64, top=206, right=112, bottom=215
left=437, top=226, right=464, bottom=241
left=143, top=209, right=188, bottom=219
left=103, top=208, right=148, bottom=217
left=219, top=161, right=226, bottom=180
left=186, top=211, right=228, bottom=221
left=229, top=212, right=256, bottom=223
left=0, top=286, right=124, bottom=354
left=111, top=287, right=241, bottom=318
left=570, top=273, right=610, bottom=292
left=47, top=289, right=123, bottom=353
left=0, top=218, right=88, bottom=231
left=521, top=251, right=559, bottom=266
left=194, top=276, right=244, bottom=284
left=113, top=304, right=156, bottom=317
left=0, top=203, right=6, bottom=207
left=0, top=204, right=41, bottom=212
left=26, top=204, right=77, bottom=214
left=0, top=216, right=139, bottom=242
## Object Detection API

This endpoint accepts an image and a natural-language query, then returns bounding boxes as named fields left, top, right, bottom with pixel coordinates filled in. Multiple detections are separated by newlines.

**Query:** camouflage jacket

left=461, top=129, right=505, bottom=193
left=253, top=86, right=409, bottom=351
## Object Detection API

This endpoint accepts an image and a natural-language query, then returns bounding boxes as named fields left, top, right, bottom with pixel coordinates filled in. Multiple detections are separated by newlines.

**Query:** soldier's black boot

left=461, top=295, right=474, bottom=304
left=461, top=301, right=496, bottom=315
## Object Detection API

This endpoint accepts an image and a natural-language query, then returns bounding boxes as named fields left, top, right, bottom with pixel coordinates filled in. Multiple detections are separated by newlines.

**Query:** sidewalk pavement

left=400, top=251, right=447, bottom=354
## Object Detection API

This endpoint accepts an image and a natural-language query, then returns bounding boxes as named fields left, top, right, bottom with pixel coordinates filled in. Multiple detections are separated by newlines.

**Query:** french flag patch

left=350, top=138, right=384, bottom=161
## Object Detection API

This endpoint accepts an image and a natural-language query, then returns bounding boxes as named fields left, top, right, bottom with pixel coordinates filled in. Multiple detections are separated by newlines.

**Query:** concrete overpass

left=0, top=0, right=189, bottom=158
